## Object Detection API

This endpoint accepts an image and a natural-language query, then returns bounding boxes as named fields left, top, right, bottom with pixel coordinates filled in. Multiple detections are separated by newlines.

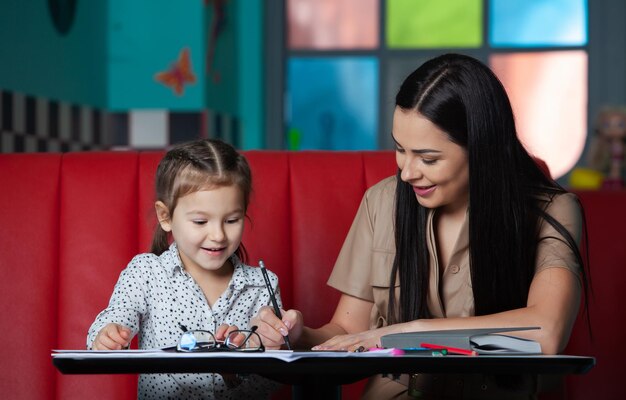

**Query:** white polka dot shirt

left=87, top=243, right=282, bottom=399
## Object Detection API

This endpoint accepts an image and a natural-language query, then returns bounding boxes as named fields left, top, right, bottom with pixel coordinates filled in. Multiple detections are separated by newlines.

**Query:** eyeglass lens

left=179, top=330, right=217, bottom=351
left=225, top=329, right=260, bottom=349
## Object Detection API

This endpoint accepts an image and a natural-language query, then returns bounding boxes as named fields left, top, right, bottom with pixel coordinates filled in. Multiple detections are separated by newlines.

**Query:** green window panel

left=386, top=0, right=482, bottom=48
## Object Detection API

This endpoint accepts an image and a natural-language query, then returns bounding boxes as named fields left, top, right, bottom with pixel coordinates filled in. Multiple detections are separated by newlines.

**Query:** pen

left=259, top=260, right=292, bottom=350
left=420, top=342, right=477, bottom=356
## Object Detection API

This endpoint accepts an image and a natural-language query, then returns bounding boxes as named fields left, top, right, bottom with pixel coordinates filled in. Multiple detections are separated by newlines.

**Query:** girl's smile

left=156, top=184, right=245, bottom=280
left=201, top=246, right=227, bottom=256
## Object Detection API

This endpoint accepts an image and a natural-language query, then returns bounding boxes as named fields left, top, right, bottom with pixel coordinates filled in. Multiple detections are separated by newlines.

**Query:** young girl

left=88, top=138, right=281, bottom=399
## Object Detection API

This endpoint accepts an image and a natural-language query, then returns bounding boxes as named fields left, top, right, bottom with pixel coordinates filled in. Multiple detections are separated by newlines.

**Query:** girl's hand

left=214, top=323, right=239, bottom=340
left=92, top=323, right=132, bottom=350
left=214, top=323, right=244, bottom=345
left=251, top=306, right=303, bottom=349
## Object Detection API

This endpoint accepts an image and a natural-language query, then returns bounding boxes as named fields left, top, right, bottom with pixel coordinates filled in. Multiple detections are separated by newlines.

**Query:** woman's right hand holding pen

left=252, top=306, right=303, bottom=349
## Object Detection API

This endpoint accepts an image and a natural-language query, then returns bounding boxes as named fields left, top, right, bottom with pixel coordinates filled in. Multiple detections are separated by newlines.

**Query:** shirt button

left=450, top=265, right=460, bottom=274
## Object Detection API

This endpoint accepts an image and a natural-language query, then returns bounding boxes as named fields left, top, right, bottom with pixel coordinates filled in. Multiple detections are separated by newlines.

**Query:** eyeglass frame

left=176, top=325, right=265, bottom=353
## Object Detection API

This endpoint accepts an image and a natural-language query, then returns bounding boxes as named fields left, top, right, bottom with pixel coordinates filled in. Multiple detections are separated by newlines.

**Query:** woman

left=253, top=53, right=589, bottom=399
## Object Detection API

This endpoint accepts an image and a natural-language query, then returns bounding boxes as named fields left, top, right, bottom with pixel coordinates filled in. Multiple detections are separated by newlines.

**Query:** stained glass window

left=490, top=0, right=587, bottom=47
left=281, top=0, right=589, bottom=179
left=287, top=0, right=379, bottom=49
left=490, top=51, right=588, bottom=177
left=387, top=0, right=482, bottom=48
left=286, top=57, right=378, bottom=150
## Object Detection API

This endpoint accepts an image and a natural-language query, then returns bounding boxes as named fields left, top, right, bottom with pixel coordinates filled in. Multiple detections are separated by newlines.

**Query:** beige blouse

left=328, top=176, right=581, bottom=326
left=327, top=176, right=582, bottom=398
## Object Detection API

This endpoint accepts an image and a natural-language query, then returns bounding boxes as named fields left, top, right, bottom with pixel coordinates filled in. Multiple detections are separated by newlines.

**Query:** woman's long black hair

left=388, top=54, right=590, bottom=326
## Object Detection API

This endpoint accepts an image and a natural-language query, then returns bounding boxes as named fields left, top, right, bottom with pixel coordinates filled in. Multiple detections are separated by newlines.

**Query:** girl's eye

left=422, top=158, right=438, bottom=165
left=226, top=218, right=241, bottom=224
left=395, top=147, right=405, bottom=153
left=192, top=220, right=207, bottom=225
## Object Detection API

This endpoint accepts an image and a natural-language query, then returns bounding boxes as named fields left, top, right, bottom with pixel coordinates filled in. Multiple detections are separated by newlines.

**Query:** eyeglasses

left=176, top=325, right=265, bottom=353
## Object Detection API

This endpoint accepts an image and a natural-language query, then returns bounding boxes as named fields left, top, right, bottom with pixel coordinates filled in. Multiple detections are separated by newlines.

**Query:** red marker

left=420, top=342, right=477, bottom=356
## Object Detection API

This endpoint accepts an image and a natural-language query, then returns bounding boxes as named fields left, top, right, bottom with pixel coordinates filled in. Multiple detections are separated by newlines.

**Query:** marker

left=367, top=347, right=445, bottom=356
left=402, top=347, right=448, bottom=356
left=259, top=260, right=292, bottom=350
left=420, top=342, right=477, bottom=356
left=358, top=347, right=405, bottom=355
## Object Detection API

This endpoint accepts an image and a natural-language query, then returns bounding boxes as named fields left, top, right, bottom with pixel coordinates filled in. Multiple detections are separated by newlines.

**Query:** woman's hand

left=92, top=323, right=132, bottom=350
left=311, top=325, right=396, bottom=352
left=251, top=306, right=303, bottom=349
left=251, top=294, right=376, bottom=350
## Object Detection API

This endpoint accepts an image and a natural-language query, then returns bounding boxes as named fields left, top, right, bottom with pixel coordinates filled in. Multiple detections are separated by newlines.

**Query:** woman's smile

left=413, top=185, right=436, bottom=197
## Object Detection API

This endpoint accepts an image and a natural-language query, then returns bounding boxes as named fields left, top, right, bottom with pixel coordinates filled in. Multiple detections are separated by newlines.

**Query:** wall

left=0, top=0, right=266, bottom=152
left=108, top=0, right=204, bottom=111
left=0, top=0, right=108, bottom=107
left=204, top=0, right=265, bottom=149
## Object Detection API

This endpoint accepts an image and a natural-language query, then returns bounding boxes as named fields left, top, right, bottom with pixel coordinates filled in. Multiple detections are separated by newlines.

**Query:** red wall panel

left=362, top=151, right=396, bottom=187
left=564, top=190, right=626, bottom=400
left=243, top=151, right=293, bottom=308
left=289, top=152, right=367, bottom=328
left=137, top=151, right=165, bottom=254
left=56, top=152, right=138, bottom=399
left=0, top=154, right=61, bottom=399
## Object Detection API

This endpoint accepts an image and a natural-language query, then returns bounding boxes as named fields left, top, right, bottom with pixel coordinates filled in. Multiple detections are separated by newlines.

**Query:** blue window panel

left=286, top=57, right=379, bottom=150
left=490, top=0, right=587, bottom=47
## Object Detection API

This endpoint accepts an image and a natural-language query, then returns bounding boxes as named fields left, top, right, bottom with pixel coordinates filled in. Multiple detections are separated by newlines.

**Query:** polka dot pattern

left=87, top=243, right=282, bottom=399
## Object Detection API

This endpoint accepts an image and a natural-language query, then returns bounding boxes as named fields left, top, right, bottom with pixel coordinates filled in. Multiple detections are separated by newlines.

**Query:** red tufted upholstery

left=562, top=190, right=626, bottom=399
left=0, top=151, right=623, bottom=399
left=0, top=154, right=60, bottom=399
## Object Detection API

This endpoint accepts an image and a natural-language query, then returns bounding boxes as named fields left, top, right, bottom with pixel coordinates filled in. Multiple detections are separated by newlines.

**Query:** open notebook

left=381, top=327, right=542, bottom=355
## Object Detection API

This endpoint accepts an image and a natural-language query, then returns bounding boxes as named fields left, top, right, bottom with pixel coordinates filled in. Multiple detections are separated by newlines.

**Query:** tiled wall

left=0, top=90, right=241, bottom=153
left=1, top=91, right=105, bottom=152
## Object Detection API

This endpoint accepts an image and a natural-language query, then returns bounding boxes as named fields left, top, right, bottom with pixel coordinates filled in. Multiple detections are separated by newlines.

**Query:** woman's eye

left=395, top=147, right=405, bottom=153
left=422, top=159, right=438, bottom=165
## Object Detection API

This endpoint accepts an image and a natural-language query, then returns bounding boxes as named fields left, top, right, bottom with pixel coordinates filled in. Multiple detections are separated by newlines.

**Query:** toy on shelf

left=585, top=106, right=626, bottom=189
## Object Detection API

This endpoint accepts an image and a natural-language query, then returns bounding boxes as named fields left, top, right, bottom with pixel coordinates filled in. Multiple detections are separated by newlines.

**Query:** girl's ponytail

left=150, top=224, right=170, bottom=256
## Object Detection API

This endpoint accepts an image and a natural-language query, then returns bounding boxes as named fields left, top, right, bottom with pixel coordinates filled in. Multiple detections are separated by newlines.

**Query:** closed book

left=381, top=327, right=542, bottom=355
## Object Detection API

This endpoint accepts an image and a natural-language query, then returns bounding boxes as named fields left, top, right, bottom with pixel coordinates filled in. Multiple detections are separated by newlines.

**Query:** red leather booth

left=0, top=151, right=624, bottom=399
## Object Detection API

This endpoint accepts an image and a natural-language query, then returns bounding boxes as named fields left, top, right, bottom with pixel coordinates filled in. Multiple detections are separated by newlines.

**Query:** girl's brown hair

left=150, top=139, right=251, bottom=262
